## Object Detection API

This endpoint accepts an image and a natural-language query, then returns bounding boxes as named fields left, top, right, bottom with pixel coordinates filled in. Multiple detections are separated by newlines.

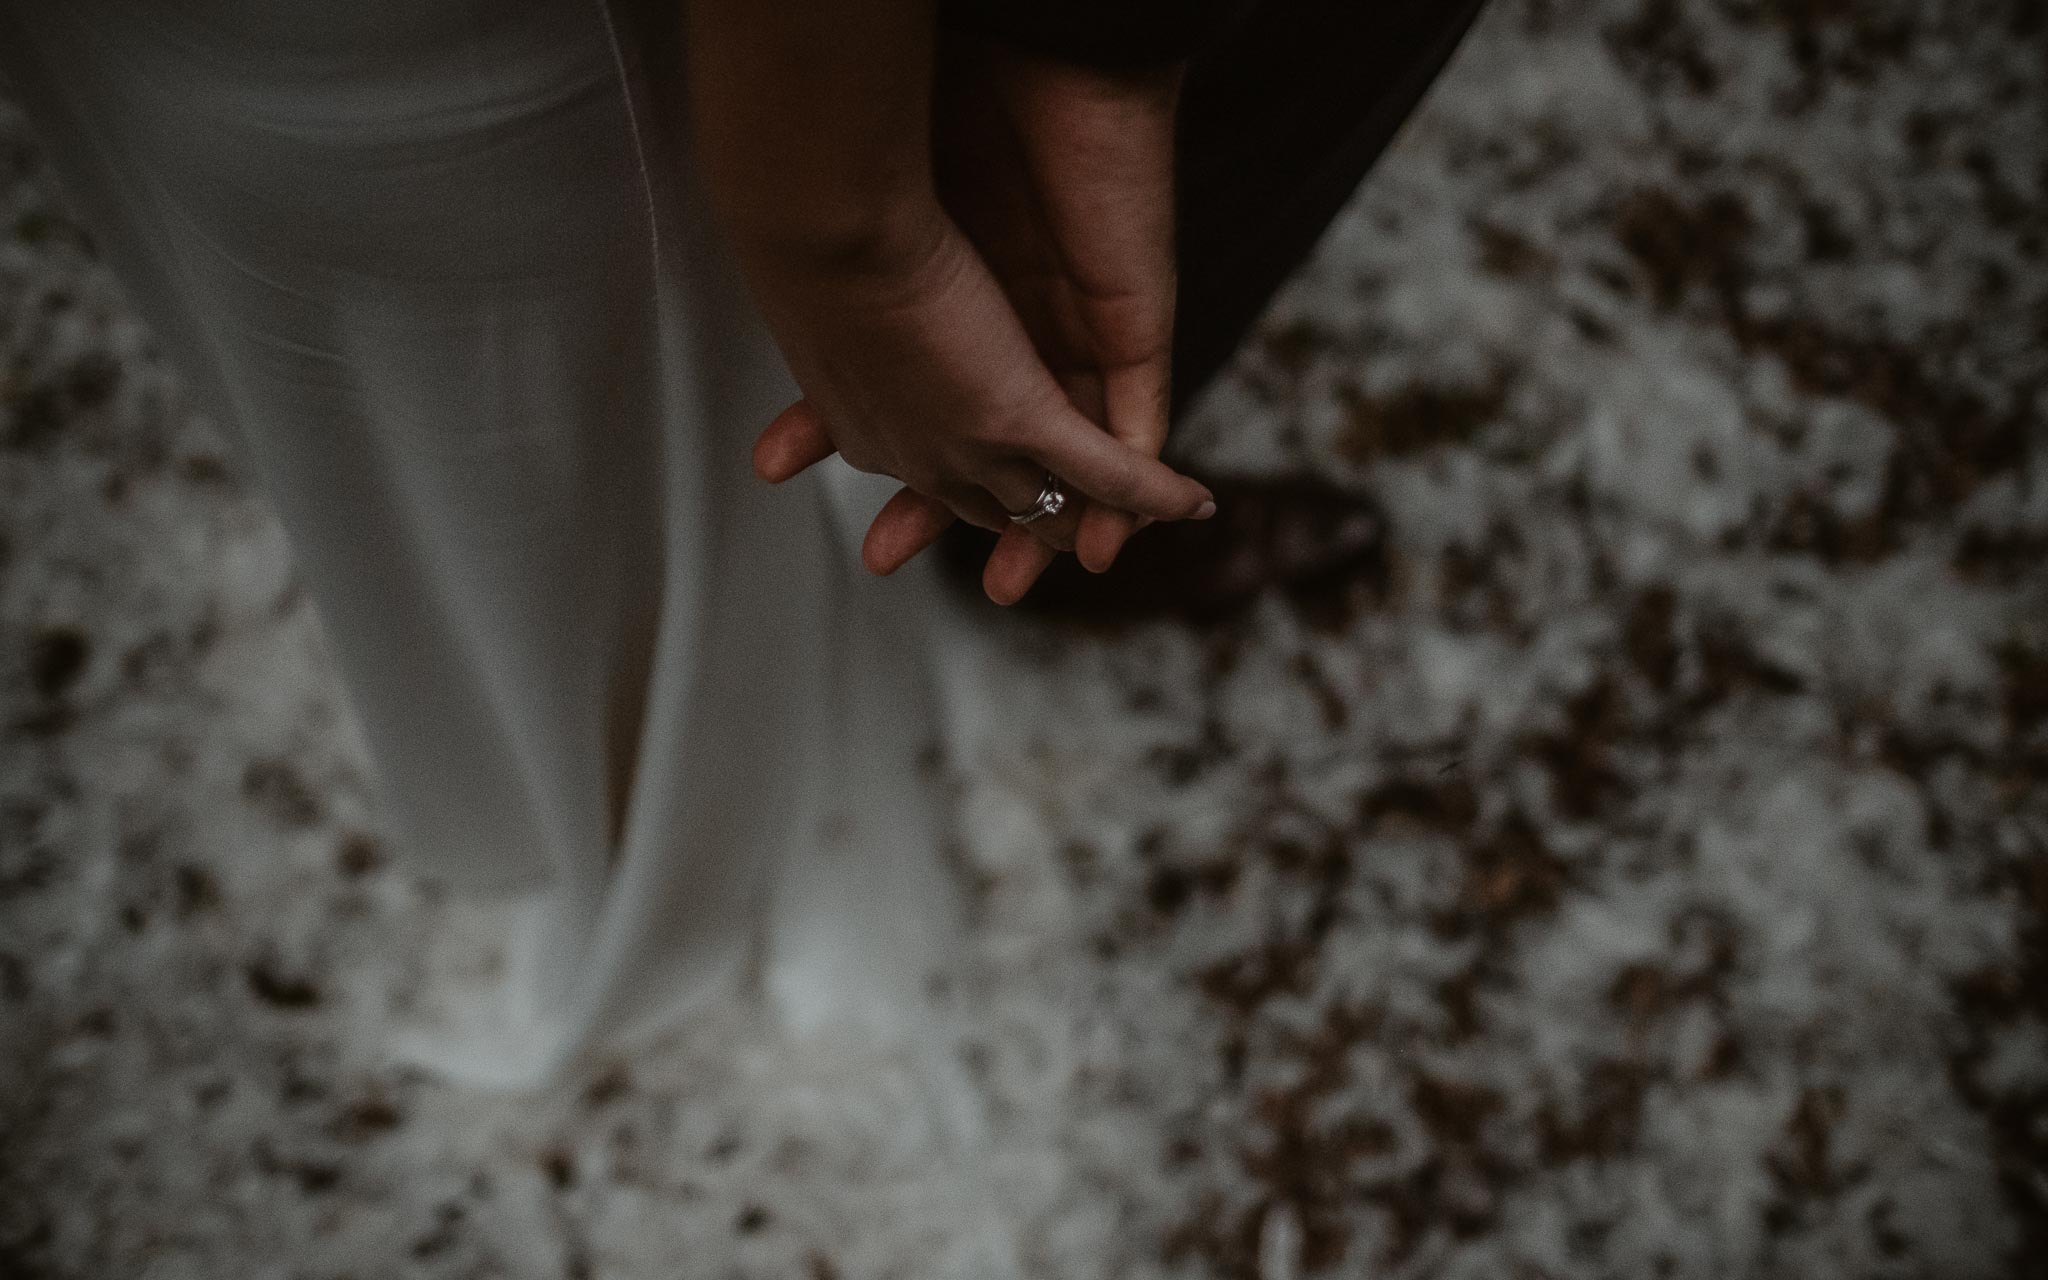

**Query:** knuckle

left=837, top=441, right=886, bottom=475
left=953, top=500, right=1006, bottom=533
left=1032, top=521, right=1077, bottom=552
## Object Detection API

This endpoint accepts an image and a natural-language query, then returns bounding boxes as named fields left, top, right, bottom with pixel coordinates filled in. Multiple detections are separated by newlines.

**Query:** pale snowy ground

left=3, top=1, right=2045, bottom=1277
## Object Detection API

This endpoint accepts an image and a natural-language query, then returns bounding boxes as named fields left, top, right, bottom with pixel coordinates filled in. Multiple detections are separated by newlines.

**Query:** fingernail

left=1192, top=499, right=1217, bottom=520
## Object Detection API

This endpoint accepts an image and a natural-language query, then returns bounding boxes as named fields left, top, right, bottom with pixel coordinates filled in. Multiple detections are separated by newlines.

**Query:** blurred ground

left=2, top=0, right=2044, bottom=1277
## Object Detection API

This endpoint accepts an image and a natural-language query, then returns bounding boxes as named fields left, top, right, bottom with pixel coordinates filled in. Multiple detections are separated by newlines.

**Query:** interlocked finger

left=935, top=480, right=1015, bottom=534
left=1016, top=398, right=1211, bottom=523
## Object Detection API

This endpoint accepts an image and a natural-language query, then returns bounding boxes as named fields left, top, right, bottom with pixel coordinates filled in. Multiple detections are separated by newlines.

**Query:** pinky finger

left=753, top=399, right=838, bottom=483
left=861, top=485, right=956, bottom=576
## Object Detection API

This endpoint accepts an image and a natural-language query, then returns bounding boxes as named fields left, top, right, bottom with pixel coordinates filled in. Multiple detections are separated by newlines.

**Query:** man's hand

left=856, top=36, right=1188, bottom=603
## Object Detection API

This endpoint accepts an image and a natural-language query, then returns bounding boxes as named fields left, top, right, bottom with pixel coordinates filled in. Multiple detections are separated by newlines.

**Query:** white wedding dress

left=0, top=0, right=987, bottom=1088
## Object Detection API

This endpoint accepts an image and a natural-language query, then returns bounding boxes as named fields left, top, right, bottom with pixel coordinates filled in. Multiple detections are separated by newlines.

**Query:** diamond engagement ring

left=1009, top=474, right=1066, bottom=525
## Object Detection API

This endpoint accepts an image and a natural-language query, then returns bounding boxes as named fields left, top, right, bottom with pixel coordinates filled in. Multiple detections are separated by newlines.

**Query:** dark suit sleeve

left=938, top=0, right=1259, bottom=69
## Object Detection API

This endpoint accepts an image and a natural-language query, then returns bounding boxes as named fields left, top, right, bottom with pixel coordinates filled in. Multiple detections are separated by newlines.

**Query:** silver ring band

left=1009, top=474, right=1066, bottom=525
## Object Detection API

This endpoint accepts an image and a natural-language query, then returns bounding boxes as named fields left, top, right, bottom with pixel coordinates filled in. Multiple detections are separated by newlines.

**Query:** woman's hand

left=688, top=0, right=1212, bottom=582
left=859, top=37, right=1188, bottom=603
left=738, top=203, right=1212, bottom=547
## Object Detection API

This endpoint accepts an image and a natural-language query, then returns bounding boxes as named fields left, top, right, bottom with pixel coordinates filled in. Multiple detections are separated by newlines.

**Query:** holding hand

left=739, top=209, right=1211, bottom=558
left=912, top=37, right=1188, bottom=602
left=689, top=0, right=1209, bottom=603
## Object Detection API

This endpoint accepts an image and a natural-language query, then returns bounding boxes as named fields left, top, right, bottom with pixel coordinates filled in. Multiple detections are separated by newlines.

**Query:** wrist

left=685, top=0, right=943, bottom=286
left=724, top=188, right=951, bottom=291
left=938, top=0, right=1249, bottom=71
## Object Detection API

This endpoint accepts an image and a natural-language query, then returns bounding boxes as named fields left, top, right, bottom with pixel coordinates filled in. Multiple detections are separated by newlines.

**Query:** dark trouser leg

left=1170, top=0, right=1494, bottom=412
left=943, top=0, right=1493, bottom=613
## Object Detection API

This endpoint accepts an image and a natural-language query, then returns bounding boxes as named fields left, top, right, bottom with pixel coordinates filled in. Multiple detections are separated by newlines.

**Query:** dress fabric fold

left=0, top=0, right=973, bottom=1089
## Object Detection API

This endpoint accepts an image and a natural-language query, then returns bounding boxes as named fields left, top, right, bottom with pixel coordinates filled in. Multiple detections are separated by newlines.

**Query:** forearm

left=939, top=0, right=1252, bottom=70
left=684, top=0, right=942, bottom=275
